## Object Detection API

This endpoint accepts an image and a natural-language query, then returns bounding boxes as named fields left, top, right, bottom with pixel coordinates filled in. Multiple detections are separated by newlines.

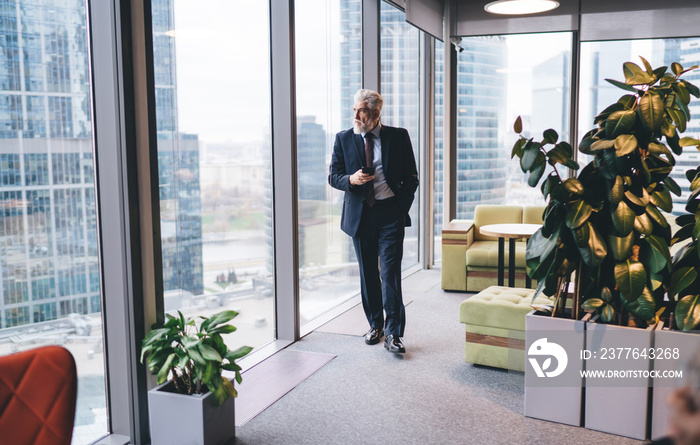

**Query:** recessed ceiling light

left=484, top=0, right=560, bottom=15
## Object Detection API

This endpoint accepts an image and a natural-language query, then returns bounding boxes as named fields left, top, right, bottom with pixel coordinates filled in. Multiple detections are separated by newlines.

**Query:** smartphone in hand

left=362, top=166, right=375, bottom=175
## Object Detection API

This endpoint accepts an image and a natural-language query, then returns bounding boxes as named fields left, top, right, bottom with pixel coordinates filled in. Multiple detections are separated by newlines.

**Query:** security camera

left=450, top=36, right=464, bottom=52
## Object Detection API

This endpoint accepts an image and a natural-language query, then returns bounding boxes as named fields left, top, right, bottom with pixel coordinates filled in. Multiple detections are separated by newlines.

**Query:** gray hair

left=354, top=89, right=383, bottom=115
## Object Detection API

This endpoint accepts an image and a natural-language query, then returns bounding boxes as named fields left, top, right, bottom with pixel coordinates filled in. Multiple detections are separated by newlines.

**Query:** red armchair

left=0, top=345, right=78, bottom=445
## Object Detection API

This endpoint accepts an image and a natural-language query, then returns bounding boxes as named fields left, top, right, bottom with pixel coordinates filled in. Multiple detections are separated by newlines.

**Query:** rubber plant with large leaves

left=669, top=166, right=700, bottom=331
left=512, top=58, right=700, bottom=328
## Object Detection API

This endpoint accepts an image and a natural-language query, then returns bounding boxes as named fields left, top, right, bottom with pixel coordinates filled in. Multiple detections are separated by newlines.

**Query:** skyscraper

left=453, top=37, right=508, bottom=219
left=0, top=0, right=99, bottom=328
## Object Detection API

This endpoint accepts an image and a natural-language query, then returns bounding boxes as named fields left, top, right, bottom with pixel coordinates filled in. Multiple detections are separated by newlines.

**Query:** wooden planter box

left=148, top=380, right=236, bottom=445
left=524, top=310, right=587, bottom=426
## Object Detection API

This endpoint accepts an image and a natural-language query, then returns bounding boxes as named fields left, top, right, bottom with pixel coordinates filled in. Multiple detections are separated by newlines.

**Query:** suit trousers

left=352, top=197, right=406, bottom=337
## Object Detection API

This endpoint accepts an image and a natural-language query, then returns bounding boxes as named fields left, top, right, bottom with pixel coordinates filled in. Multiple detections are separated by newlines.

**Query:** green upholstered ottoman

left=459, top=286, right=552, bottom=371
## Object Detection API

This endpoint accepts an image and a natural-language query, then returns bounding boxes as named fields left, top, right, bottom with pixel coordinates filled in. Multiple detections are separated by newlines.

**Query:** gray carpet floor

left=235, top=269, right=643, bottom=445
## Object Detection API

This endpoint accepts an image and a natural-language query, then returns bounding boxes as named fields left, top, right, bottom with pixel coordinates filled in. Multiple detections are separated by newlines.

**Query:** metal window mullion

left=362, top=0, right=380, bottom=91
left=419, top=31, right=432, bottom=269
left=270, top=0, right=299, bottom=342
left=443, top=0, right=457, bottom=222
left=88, top=0, right=157, bottom=442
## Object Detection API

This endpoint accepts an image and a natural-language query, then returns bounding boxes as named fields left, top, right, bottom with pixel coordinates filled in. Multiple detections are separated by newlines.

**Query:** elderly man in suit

left=328, top=89, right=418, bottom=353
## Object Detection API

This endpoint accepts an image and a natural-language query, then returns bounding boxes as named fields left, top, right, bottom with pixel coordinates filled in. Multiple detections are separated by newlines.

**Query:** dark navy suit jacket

left=328, top=125, right=419, bottom=237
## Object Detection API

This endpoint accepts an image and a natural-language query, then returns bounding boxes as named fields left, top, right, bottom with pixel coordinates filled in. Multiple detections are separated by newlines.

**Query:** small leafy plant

left=512, top=57, right=700, bottom=328
left=141, top=310, right=252, bottom=405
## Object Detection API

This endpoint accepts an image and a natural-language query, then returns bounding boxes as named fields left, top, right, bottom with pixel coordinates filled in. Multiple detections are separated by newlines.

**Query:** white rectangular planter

left=524, top=311, right=586, bottom=426
left=148, top=380, right=236, bottom=445
left=650, top=329, right=699, bottom=441
left=584, top=322, right=653, bottom=440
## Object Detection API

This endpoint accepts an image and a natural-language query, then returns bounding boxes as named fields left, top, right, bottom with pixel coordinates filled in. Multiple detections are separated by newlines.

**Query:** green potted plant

left=141, top=310, right=252, bottom=445
left=651, top=169, right=700, bottom=439
left=514, top=58, right=699, bottom=439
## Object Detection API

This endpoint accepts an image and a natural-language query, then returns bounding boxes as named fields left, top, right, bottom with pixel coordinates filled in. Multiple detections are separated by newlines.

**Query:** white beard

left=353, top=119, right=376, bottom=134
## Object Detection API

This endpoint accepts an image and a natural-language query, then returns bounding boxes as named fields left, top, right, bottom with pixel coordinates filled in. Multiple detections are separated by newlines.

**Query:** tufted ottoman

left=459, top=286, right=552, bottom=371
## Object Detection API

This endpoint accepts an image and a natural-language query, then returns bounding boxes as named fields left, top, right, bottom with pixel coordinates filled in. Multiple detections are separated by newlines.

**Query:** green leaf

left=676, top=295, right=700, bottom=331
left=157, top=353, right=177, bottom=384
left=601, top=304, right=615, bottom=323
left=514, top=116, right=523, bottom=134
left=612, top=201, right=635, bottom=236
left=672, top=62, right=684, bottom=76
left=198, top=344, right=223, bottom=362
left=623, top=61, right=643, bottom=80
left=673, top=223, right=694, bottom=246
left=595, top=102, right=625, bottom=123
left=614, top=134, right=638, bottom=157
left=579, top=131, right=595, bottom=154
left=648, top=141, right=673, bottom=159
left=668, top=107, right=687, bottom=133
left=639, top=91, right=665, bottom=132
left=543, top=128, right=558, bottom=144
left=674, top=82, right=691, bottom=105
left=511, top=137, right=527, bottom=159
left=582, top=298, right=605, bottom=310
left=624, top=188, right=649, bottom=210
left=608, top=233, right=634, bottom=261
left=642, top=235, right=671, bottom=273
left=605, top=78, right=639, bottom=92
left=202, top=310, right=239, bottom=332
left=614, top=260, right=647, bottom=302
left=572, top=222, right=590, bottom=247
left=634, top=213, right=653, bottom=236
left=681, top=79, right=700, bottom=98
left=609, top=176, right=624, bottom=206
left=670, top=267, right=697, bottom=298
left=664, top=177, right=682, bottom=196
left=590, top=139, right=615, bottom=152
left=639, top=56, right=654, bottom=75
left=521, top=143, right=541, bottom=172
left=566, top=200, right=592, bottom=229
left=679, top=137, right=700, bottom=147
left=226, top=346, right=254, bottom=361
left=222, top=376, right=238, bottom=399
left=209, top=324, right=237, bottom=335
left=606, top=110, right=636, bottom=138
left=548, top=146, right=570, bottom=165
left=646, top=205, right=668, bottom=228
left=621, top=286, right=656, bottom=321
left=580, top=223, right=608, bottom=267
left=649, top=187, right=673, bottom=213
left=563, top=178, right=584, bottom=196
left=601, top=287, right=613, bottom=303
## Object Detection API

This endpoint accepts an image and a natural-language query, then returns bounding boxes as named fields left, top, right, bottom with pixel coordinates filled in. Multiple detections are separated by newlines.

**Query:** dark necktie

left=364, top=133, right=375, bottom=207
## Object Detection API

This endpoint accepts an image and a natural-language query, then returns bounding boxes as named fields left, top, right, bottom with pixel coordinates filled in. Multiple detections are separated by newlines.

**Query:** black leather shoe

left=364, top=328, right=384, bottom=345
left=384, top=335, right=405, bottom=353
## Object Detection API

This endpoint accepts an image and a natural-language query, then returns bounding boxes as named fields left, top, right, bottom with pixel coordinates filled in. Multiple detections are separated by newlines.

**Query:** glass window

left=0, top=1, right=106, bottom=443
left=434, top=39, right=444, bottom=264
left=380, top=1, right=421, bottom=268
left=295, top=0, right=362, bottom=325
left=151, top=0, right=275, bottom=351
left=452, top=33, right=572, bottom=219
left=579, top=37, right=700, bottom=214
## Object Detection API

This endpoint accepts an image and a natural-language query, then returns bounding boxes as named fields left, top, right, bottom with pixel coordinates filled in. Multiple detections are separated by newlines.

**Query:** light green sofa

left=441, top=204, right=545, bottom=292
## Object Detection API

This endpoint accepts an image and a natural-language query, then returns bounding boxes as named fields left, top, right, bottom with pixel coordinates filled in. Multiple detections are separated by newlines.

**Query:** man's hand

left=349, top=169, right=375, bottom=186
left=667, top=387, right=700, bottom=445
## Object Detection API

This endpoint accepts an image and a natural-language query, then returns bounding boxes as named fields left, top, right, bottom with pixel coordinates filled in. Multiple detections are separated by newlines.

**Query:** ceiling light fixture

left=484, top=0, right=560, bottom=15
